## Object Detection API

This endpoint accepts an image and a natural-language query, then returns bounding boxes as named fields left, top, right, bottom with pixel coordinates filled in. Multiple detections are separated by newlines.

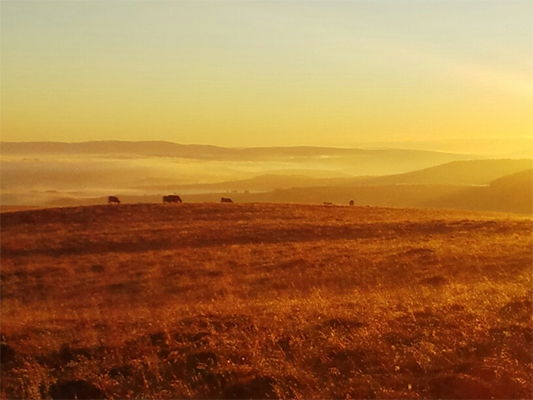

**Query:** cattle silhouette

left=349, top=200, right=355, bottom=206
left=163, top=195, right=182, bottom=203
left=221, top=197, right=233, bottom=203
left=108, top=196, right=120, bottom=204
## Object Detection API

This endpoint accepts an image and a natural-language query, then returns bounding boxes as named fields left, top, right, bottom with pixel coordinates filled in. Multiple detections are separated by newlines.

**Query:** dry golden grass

left=0, top=206, right=49, bottom=213
left=1, top=203, right=532, bottom=399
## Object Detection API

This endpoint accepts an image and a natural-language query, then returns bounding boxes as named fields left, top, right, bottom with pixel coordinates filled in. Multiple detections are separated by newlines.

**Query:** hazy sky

left=2, top=1, right=532, bottom=149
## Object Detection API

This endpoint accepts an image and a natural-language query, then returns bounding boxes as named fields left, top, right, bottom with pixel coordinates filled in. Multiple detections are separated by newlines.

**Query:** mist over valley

left=2, top=141, right=531, bottom=215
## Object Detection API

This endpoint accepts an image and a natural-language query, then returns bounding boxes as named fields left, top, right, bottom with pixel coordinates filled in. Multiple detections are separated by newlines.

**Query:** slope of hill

left=426, top=169, right=533, bottom=214
left=131, top=159, right=533, bottom=196
left=176, top=166, right=533, bottom=215
left=129, top=159, right=533, bottom=195
left=350, top=159, right=533, bottom=186
left=490, top=168, right=533, bottom=189
left=1, top=203, right=531, bottom=399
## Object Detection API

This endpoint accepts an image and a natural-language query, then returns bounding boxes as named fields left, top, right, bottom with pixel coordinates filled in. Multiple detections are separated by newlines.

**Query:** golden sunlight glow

left=1, top=1, right=532, bottom=150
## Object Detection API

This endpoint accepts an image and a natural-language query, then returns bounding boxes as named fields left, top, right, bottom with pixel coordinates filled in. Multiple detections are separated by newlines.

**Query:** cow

left=163, top=195, right=182, bottom=203
left=349, top=200, right=355, bottom=206
left=108, top=196, right=120, bottom=204
left=221, top=197, right=233, bottom=203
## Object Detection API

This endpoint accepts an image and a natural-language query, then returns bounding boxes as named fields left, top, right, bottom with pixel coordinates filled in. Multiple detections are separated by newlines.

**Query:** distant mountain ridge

left=2, top=141, right=226, bottom=159
left=2, top=140, right=471, bottom=161
left=2, top=140, right=480, bottom=178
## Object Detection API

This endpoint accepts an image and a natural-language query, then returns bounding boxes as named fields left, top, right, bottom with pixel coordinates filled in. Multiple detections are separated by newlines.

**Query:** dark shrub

left=49, top=379, right=106, bottom=400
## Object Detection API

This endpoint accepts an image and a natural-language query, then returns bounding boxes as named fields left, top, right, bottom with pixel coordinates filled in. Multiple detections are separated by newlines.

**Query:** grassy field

left=1, top=203, right=532, bottom=399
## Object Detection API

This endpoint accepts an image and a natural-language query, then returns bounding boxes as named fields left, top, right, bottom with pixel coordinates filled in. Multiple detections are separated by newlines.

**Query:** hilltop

left=351, top=159, right=533, bottom=186
left=426, top=169, right=533, bottom=215
left=1, top=203, right=531, bottom=399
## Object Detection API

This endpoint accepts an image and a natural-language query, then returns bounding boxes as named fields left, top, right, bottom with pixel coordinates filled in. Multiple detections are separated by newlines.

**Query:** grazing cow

left=108, top=196, right=120, bottom=204
left=323, top=202, right=333, bottom=206
left=221, top=197, right=233, bottom=203
left=349, top=200, right=355, bottom=206
left=163, top=195, right=182, bottom=203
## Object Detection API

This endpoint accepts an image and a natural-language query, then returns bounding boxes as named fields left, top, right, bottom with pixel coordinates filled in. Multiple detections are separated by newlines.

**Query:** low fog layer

left=1, top=141, right=531, bottom=214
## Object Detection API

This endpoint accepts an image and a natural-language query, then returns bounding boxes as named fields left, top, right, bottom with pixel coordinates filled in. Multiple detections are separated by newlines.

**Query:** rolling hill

left=36, top=168, right=533, bottom=215
left=426, top=169, right=533, bottom=214
left=3, top=140, right=531, bottom=216
left=348, top=159, right=533, bottom=186
left=130, top=159, right=533, bottom=194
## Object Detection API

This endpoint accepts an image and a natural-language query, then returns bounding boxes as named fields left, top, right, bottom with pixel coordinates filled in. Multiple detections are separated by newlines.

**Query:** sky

left=1, top=1, right=532, bottom=151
